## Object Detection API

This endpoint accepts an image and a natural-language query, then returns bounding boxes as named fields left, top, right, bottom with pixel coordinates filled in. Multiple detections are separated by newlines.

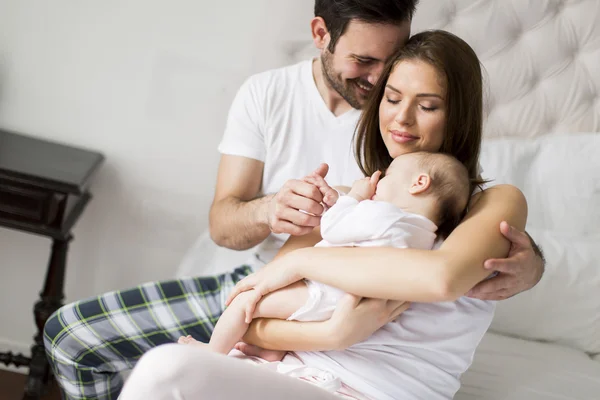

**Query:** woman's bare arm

left=245, top=293, right=408, bottom=351
left=273, top=227, right=322, bottom=260
left=244, top=185, right=525, bottom=350
left=244, top=319, right=336, bottom=351
left=280, top=184, right=527, bottom=302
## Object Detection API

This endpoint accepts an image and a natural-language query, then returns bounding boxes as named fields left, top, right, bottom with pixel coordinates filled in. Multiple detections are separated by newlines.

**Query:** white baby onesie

left=288, top=195, right=437, bottom=322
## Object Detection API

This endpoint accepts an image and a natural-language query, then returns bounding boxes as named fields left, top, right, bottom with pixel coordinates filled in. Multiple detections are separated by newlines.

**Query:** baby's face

left=373, top=156, right=417, bottom=203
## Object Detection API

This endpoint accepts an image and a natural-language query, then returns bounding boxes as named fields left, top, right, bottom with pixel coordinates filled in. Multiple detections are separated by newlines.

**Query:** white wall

left=0, top=0, right=314, bottom=359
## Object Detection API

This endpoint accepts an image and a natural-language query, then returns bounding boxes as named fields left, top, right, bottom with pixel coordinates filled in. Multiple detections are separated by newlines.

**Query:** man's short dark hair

left=314, top=0, right=419, bottom=52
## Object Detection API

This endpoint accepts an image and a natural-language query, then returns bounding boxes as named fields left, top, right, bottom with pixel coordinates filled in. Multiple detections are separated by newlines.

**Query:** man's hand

left=266, top=164, right=330, bottom=235
left=348, top=171, right=381, bottom=202
left=467, top=221, right=544, bottom=301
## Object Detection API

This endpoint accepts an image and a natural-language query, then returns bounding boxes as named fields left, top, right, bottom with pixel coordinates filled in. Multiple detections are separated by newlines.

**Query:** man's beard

left=321, top=50, right=373, bottom=110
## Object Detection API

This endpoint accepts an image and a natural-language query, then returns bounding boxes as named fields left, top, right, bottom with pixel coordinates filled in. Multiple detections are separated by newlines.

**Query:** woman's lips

left=390, top=130, right=418, bottom=143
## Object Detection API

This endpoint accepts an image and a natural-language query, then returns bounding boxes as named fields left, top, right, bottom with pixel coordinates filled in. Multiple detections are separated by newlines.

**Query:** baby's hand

left=242, top=289, right=263, bottom=324
left=226, top=285, right=264, bottom=324
left=348, top=171, right=381, bottom=201
left=303, top=171, right=339, bottom=208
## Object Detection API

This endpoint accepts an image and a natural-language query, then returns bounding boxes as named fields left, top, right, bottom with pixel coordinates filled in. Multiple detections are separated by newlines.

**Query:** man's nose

left=366, top=64, right=385, bottom=85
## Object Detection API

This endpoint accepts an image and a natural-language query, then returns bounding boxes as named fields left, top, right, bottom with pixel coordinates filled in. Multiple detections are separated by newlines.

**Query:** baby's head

left=374, top=151, right=471, bottom=237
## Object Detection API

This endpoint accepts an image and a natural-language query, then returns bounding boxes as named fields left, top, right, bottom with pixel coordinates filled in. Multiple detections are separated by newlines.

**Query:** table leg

left=23, top=234, right=72, bottom=400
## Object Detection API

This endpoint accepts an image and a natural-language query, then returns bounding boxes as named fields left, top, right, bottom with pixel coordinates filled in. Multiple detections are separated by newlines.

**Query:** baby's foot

left=177, top=335, right=208, bottom=349
left=234, top=342, right=286, bottom=362
left=177, top=335, right=194, bottom=344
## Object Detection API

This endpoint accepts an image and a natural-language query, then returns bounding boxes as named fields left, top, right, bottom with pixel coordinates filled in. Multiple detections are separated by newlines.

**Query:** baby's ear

left=409, top=173, right=431, bottom=194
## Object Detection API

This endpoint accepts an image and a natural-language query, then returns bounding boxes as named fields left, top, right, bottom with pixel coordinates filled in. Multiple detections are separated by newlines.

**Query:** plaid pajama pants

left=43, top=265, right=252, bottom=400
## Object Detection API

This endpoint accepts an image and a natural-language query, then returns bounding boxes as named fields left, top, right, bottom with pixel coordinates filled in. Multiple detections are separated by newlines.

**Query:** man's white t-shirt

left=218, top=59, right=363, bottom=267
left=218, top=59, right=495, bottom=400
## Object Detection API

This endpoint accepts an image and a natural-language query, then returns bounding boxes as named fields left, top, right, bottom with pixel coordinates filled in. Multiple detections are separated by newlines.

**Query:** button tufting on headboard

left=410, top=0, right=600, bottom=137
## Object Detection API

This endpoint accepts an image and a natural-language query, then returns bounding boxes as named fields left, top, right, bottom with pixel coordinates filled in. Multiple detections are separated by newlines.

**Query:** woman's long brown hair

left=355, top=30, right=484, bottom=183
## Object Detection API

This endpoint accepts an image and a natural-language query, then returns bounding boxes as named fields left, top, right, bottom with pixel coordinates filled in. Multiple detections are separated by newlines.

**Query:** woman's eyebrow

left=416, top=93, right=444, bottom=99
left=385, top=84, right=401, bottom=93
left=385, top=84, right=444, bottom=99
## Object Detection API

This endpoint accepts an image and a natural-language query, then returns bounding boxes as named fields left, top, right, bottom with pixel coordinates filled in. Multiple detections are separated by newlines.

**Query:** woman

left=119, top=30, right=528, bottom=399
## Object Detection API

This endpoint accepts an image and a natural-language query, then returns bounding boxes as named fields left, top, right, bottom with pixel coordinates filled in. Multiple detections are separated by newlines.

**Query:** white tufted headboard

left=283, top=0, right=600, bottom=138
left=411, top=0, right=600, bottom=137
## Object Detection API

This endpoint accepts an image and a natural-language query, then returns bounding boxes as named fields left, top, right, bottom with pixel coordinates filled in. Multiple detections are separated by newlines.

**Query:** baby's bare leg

left=207, top=281, right=309, bottom=355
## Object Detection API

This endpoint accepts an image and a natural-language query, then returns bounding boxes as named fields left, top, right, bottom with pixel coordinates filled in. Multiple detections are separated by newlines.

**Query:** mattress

left=456, top=332, right=600, bottom=400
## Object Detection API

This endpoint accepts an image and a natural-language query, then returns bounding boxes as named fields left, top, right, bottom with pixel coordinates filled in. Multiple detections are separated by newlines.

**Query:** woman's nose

left=394, top=103, right=415, bottom=126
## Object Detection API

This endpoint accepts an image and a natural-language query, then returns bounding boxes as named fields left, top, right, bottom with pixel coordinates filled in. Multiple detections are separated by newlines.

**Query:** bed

left=177, top=0, right=600, bottom=398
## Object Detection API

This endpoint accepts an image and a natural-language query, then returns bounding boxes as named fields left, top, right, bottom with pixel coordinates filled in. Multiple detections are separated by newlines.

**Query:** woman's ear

left=311, top=17, right=330, bottom=50
left=408, top=173, right=432, bottom=195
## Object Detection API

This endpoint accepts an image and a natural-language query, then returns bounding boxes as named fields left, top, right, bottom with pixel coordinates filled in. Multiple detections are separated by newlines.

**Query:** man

left=44, top=1, right=544, bottom=398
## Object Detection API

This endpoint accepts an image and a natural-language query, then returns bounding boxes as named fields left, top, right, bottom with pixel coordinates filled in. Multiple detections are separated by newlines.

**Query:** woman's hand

left=226, top=257, right=302, bottom=307
left=327, top=294, right=410, bottom=350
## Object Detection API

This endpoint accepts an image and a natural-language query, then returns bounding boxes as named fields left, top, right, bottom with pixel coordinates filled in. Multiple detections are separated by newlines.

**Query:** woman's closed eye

left=420, top=105, right=438, bottom=112
left=386, top=97, right=438, bottom=112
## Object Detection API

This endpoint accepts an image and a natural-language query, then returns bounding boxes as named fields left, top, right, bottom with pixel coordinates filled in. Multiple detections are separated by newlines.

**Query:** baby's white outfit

left=288, top=195, right=438, bottom=322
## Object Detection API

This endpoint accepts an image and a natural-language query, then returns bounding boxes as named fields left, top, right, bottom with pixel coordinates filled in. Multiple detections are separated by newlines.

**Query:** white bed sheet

left=456, top=332, right=600, bottom=400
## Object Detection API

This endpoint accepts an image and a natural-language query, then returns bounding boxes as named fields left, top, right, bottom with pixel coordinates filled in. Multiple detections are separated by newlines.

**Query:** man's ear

left=408, top=173, right=431, bottom=195
left=311, top=17, right=330, bottom=50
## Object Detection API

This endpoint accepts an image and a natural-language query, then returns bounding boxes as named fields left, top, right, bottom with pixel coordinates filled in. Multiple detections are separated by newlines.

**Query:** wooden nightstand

left=0, top=128, right=104, bottom=399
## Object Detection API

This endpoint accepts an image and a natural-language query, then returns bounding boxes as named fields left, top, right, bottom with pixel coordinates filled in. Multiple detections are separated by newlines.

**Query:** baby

left=179, top=151, right=471, bottom=361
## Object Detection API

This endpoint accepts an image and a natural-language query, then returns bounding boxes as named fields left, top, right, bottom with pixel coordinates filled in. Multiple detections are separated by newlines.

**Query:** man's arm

left=209, top=155, right=330, bottom=250
left=527, top=232, right=546, bottom=265
left=209, top=155, right=271, bottom=250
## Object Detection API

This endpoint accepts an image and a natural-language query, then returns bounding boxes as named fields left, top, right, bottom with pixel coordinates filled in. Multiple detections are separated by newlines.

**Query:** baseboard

left=0, top=337, right=31, bottom=374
